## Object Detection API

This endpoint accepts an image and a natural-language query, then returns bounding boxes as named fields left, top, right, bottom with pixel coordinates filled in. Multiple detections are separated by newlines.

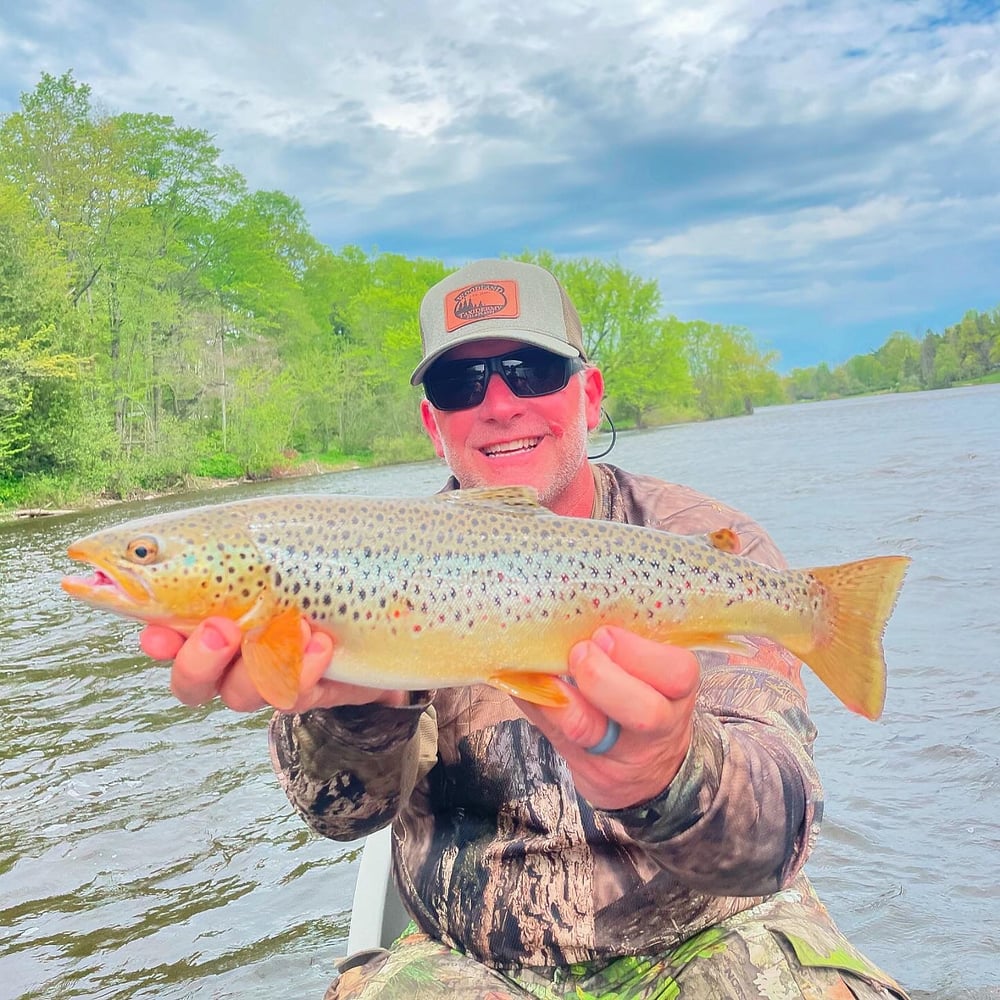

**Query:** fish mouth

left=62, top=547, right=152, bottom=608
left=480, top=437, right=542, bottom=458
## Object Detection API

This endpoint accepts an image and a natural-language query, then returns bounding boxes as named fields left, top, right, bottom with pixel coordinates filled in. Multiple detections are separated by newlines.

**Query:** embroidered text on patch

left=445, top=280, right=520, bottom=332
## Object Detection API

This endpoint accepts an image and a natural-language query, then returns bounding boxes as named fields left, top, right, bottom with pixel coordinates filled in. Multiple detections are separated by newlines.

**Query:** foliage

left=785, top=310, right=1000, bottom=401
left=0, top=324, right=80, bottom=474
left=2, top=71, right=994, bottom=510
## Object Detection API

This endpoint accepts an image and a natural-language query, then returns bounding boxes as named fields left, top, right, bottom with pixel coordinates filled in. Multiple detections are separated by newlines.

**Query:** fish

left=61, top=487, right=910, bottom=719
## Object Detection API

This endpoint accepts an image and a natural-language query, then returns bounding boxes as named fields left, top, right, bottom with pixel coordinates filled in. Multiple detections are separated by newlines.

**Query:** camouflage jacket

left=268, top=464, right=823, bottom=971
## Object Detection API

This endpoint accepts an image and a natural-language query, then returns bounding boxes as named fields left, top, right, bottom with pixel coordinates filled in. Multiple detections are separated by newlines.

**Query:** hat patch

left=445, top=280, right=520, bottom=332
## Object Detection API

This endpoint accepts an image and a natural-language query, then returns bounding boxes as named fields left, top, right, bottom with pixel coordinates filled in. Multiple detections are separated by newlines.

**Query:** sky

left=1, top=1, right=998, bottom=371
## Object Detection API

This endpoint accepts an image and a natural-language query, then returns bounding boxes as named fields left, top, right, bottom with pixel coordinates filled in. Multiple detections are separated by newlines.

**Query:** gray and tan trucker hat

left=411, top=259, right=587, bottom=385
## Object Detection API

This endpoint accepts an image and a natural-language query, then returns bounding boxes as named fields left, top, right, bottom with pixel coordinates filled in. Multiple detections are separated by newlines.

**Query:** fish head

left=61, top=505, right=270, bottom=630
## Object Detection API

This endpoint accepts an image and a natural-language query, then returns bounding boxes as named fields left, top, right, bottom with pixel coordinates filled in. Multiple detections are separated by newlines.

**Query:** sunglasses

left=423, top=347, right=586, bottom=412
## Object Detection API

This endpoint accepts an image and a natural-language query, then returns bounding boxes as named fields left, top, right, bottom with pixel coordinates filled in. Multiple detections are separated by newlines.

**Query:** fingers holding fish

left=571, top=627, right=701, bottom=710
left=139, top=624, right=186, bottom=662
left=571, top=630, right=697, bottom=789
left=162, top=617, right=245, bottom=707
left=513, top=630, right=698, bottom=810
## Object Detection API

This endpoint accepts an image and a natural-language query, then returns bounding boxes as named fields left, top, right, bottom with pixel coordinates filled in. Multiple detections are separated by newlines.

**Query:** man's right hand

left=140, top=617, right=409, bottom=713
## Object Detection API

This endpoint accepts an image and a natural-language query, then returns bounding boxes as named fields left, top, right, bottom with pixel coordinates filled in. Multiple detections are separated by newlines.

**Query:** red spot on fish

left=412, top=624, right=422, bottom=633
left=654, top=600, right=663, bottom=609
left=592, top=598, right=600, bottom=609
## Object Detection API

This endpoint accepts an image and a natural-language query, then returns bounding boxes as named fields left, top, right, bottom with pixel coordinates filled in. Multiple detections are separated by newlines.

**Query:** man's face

left=419, top=338, right=604, bottom=514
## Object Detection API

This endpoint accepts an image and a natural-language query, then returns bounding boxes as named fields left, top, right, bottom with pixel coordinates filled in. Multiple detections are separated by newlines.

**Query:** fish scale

left=62, top=486, right=910, bottom=718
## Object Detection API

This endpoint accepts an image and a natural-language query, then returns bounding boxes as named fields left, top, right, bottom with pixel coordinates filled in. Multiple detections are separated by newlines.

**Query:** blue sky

left=1, top=0, right=997, bottom=370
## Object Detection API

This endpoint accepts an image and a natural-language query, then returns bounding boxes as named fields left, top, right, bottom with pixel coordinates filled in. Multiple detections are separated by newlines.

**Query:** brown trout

left=61, top=488, right=910, bottom=718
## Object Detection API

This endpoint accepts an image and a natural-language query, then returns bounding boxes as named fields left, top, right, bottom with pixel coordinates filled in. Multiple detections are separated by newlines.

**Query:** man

left=142, top=260, right=909, bottom=998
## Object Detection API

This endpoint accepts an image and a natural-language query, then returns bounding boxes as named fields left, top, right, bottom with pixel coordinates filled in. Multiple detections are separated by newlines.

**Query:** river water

left=1, top=385, right=998, bottom=999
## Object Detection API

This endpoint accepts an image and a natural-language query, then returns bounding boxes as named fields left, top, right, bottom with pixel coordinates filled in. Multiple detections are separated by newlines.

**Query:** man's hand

left=140, top=618, right=408, bottom=713
left=514, top=626, right=700, bottom=810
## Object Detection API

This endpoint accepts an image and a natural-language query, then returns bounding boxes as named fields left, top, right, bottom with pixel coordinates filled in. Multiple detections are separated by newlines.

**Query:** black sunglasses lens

left=424, top=362, right=488, bottom=410
left=424, top=350, right=579, bottom=411
left=500, top=353, right=568, bottom=397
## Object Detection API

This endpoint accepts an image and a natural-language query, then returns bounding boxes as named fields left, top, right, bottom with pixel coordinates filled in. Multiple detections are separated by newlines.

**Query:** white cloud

left=634, top=197, right=911, bottom=261
left=1, top=0, right=998, bottom=364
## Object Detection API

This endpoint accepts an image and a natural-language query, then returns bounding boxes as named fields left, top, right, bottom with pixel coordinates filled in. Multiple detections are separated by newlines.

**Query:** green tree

left=0, top=325, right=79, bottom=474
left=685, top=321, right=779, bottom=418
left=874, top=332, right=921, bottom=389
left=932, top=339, right=962, bottom=387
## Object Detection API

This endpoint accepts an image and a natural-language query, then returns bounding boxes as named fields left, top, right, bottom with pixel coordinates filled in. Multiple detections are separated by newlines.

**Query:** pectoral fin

left=487, top=671, right=570, bottom=707
left=241, top=607, right=306, bottom=710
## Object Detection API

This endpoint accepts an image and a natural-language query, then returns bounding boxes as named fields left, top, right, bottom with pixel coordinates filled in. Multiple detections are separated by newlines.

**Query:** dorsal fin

left=444, top=486, right=544, bottom=513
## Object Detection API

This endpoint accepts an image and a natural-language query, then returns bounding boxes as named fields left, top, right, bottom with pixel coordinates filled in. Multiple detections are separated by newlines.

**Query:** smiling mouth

left=481, top=437, right=542, bottom=458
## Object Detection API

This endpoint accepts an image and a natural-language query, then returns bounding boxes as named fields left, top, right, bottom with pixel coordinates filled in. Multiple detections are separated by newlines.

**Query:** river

left=1, top=384, right=998, bottom=999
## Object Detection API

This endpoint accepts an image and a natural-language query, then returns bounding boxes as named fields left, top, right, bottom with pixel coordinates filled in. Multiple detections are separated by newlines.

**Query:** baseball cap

left=411, top=259, right=587, bottom=385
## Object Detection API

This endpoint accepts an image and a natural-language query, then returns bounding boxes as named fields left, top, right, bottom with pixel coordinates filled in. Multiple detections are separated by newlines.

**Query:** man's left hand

left=514, top=626, right=700, bottom=810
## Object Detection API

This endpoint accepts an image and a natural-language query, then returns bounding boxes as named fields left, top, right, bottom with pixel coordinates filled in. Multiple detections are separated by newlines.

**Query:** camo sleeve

left=268, top=700, right=438, bottom=841
left=601, top=657, right=822, bottom=897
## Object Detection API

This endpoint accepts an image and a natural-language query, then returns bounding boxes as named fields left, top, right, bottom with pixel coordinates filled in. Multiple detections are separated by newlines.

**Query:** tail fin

left=785, top=555, right=911, bottom=720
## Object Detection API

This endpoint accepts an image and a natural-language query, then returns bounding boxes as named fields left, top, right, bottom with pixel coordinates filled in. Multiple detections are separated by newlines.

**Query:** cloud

left=1, top=0, right=998, bottom=366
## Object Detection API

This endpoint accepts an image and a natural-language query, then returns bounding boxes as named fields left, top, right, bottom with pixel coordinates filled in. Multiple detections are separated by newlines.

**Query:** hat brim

left=410, top=330, right=581, bottom=386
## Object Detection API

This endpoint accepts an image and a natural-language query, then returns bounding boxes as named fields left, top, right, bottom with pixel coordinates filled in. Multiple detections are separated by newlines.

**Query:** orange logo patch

left=445, top=280, right=520, bottom=332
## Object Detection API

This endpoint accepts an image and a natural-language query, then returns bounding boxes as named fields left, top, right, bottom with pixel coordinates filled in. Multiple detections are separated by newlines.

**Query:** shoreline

left=2, top=460, right=368, bottom=523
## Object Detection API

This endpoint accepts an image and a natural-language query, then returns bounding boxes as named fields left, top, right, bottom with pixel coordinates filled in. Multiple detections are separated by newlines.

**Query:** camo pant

left=324, top=883, right=909, bottom=1000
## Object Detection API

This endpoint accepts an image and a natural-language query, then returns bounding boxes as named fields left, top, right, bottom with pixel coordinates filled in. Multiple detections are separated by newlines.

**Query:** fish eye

left=126, top=536, right=160, bottom=564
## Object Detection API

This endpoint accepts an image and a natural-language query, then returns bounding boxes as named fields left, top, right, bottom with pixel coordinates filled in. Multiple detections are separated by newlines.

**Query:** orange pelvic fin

left=241, top=606, right=306, bottom=710
left=487, top=671, right=570, bottom=707
left=785, top=555, right=911, bottom=721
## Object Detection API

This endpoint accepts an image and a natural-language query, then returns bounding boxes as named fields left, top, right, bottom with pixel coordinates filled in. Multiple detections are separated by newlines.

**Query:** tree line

left=1, top=72, right=996, bottom=510
left=785, top=312, right=1000, bottom=401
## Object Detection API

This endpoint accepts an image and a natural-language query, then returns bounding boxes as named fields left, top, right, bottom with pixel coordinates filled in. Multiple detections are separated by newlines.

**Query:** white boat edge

left=346, top=826, right=411, bottom=954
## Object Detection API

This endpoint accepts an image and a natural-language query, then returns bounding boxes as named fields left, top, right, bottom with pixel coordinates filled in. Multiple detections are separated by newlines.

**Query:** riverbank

left=0, top=457, right=373, bottom=523
left=4, top=378, right=993, bottom=523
